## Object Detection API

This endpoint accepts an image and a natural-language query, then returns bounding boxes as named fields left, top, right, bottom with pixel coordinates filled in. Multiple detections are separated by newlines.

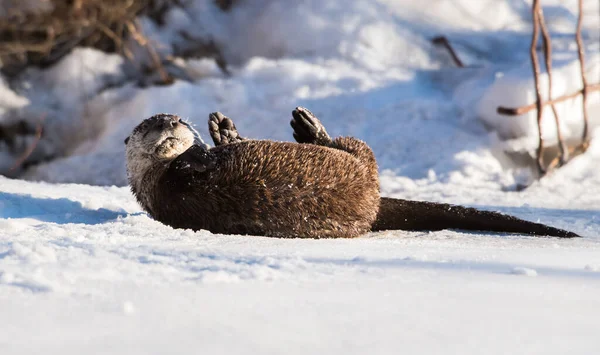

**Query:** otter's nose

left=156, top=116, right=179, bottom=129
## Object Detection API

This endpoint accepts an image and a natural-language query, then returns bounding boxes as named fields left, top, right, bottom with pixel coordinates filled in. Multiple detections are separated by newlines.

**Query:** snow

left=476, top=53, right=600, bottom=145
left=1, top=0, right=600, bottom=354
left=1, top=175, right=599, bottom=355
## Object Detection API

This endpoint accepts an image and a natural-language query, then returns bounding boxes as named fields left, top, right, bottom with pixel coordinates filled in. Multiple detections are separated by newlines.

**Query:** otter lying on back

left=124, top=107, right=580, bottom=238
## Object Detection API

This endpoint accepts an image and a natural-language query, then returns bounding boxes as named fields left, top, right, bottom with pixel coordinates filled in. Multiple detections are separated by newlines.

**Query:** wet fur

left=373, top=197, right=579, bottom=237
left=125, top=110, right=580, bottom=239
left=125, top=112, right=379, bottom=238
left=156, top=140, right=378, bottom=238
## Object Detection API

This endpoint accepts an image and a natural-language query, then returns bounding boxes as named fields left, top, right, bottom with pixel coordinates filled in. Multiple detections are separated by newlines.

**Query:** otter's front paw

left=209, top=112, right=245, bottom=146
left=290, top=107, right=332, bottom=146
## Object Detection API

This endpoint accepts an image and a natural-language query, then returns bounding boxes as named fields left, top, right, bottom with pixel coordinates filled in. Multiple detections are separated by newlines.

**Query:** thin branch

left=497, top=83, right=600, bottom=115
left=9, top=114, right=46, bottom=172
left=95, top=21, right=134, bottom=60
left=575, top=0, right=590, bottom=146
left=432, top=36, right=465, bottom=67
left=493, top=0, right=595, bottom=178
left=127, top=20, right=173, bottom=85
left=538, top=6, right=568, bottom=163
left=530, top=0, right=545, bottom=174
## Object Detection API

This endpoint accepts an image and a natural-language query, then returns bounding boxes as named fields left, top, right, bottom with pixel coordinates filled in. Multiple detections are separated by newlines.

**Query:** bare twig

left=538, top=7, right=568, bottom=165
left=493, top=0, right=596, bottom=178
left=95, top=21, right=134, bottom=60
left=530, top=0, right=546, bottom=174
left=9, top=114, right=46, bottom=172
left=127, top=20, right=173, bottom=85
left=0, top=0, right=151, bottom=76
left=497, top=83, right=600, bottom=115
left=432, top=36, right=465, bottom=67
left=575, top=0, right=590, bottom=149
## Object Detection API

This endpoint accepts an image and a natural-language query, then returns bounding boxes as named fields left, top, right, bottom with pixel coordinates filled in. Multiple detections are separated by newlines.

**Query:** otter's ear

left=124, top=136, right=130, bottom=145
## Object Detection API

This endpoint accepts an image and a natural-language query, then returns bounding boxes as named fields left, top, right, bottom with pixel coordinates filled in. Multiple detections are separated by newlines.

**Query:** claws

left=209, top=112, right=245, bottom=146
left=290, top=106, right=332, bottom=146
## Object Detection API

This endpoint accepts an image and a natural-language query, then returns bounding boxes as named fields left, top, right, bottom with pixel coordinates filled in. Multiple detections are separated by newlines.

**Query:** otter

left=124, top=107, right=580, bottom=238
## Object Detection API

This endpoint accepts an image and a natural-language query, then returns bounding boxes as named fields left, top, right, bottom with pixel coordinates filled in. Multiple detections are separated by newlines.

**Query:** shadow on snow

left=0, top=192, right=125, bottom=225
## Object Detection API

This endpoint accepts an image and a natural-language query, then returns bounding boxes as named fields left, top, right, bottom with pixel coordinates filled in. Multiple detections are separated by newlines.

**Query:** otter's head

left=124, top=113, right=196, bottom=188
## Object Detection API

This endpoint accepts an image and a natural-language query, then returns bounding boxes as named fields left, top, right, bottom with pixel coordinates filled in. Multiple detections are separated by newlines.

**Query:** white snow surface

left=1, top=0, right=600, bottom=354
left=1, top=171, right=600, bottom=355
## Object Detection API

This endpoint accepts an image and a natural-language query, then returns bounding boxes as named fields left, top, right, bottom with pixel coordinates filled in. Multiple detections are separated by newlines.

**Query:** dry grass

left=0, top=0, right=235, bottom=174
left=0, top=0, right=164, bottom=76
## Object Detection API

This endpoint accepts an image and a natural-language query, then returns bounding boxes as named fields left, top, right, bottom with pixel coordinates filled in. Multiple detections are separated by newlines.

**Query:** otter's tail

left=371, top=197, right=580, bottom=238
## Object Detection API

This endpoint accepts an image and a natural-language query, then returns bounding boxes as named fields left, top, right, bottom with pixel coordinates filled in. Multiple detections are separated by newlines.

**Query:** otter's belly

left=161, top=141, right=380, bottom=238
left=200, top=173, right=378, bottom=238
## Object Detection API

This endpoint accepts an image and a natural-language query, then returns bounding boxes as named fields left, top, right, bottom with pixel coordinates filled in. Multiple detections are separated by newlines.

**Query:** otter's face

left=125, top=114, right=195, bottom=182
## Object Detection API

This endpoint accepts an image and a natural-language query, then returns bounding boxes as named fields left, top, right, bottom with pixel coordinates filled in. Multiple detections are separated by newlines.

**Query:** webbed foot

left=208, top=112, right=245, bottom=146
left=290, top=107, right=332, bottom=146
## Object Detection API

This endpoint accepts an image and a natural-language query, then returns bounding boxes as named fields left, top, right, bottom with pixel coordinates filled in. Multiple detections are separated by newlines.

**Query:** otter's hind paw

left=290, top=107, right=332, bottom=146
left=209, top=112, right=245, bottom=146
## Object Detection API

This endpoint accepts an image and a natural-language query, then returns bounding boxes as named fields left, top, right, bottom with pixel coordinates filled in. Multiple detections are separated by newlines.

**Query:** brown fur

left=125, top=109, right=581, bottom=239
left=153, top=140, right=379, bottom=238
left=125, top=112, right=380, bottom=238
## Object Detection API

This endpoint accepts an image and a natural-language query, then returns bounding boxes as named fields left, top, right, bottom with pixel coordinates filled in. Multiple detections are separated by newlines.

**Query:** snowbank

left=1, top=0, right=594, bottom=188
left=476, top=53, right=600, bottom=146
